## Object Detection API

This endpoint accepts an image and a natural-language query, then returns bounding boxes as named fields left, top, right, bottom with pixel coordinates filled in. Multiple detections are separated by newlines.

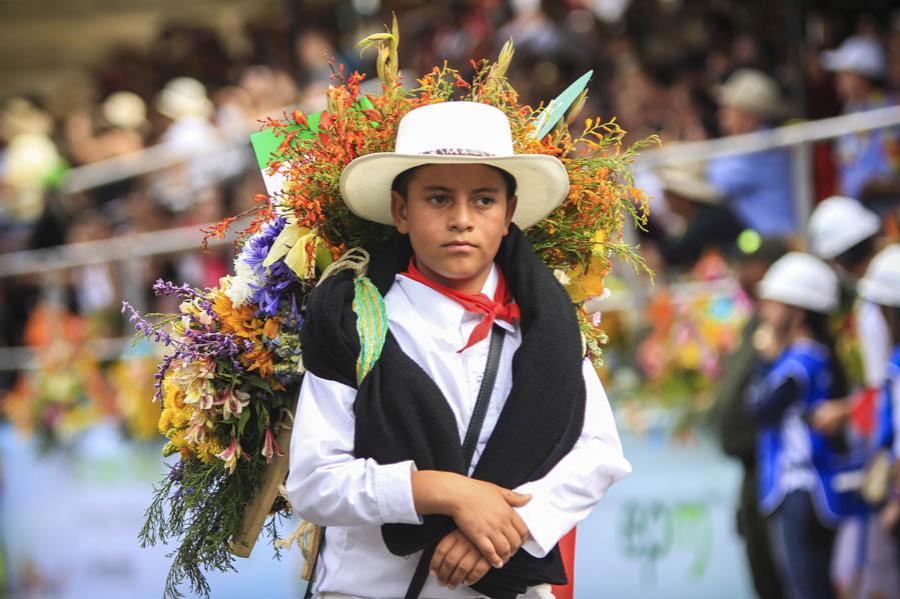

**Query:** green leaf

left=237, top=407, right=251, bottom=436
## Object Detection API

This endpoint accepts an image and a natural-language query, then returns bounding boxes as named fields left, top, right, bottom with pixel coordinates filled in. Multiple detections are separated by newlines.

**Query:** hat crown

left=394, top=102, right=515, bottom=157
left=822, top=36, right=886, bottom=78
left=758, top=252, right=838, bottom=313
left=719, top=69, right=782, bottom=119
left=808, top=195, right=880, bottom=258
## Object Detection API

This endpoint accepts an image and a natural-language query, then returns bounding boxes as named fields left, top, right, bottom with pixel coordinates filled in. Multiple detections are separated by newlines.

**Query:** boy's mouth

left=444, top=240, right=477, bottom=249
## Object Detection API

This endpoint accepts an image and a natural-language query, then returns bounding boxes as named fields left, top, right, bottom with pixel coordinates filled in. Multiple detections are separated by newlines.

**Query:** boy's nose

left=447, top=197, right=474, bottom=230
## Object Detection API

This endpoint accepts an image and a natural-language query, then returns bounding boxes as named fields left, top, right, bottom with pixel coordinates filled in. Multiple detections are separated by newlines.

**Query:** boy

left=286, top=101, right=630, bottom=599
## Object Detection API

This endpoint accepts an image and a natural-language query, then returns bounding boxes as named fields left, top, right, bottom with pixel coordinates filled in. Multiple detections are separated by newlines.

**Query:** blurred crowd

left=1, top=1, right=899, bottom=347
left=0, top=1, right=899, bottom=596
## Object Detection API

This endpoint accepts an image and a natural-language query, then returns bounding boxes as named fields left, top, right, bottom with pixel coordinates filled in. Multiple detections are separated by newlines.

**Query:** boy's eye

left=473, top=196, right=496, bottom=207
left=426, top=195, right=448, bottom=205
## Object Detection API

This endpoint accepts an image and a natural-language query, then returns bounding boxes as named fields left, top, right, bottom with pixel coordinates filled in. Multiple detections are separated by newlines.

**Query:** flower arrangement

left=126, top=19, right=651, bottom=598
left=628, top=255, right=752, bottom=433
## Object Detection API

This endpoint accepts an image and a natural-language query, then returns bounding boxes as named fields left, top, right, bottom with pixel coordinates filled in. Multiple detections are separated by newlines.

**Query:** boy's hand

left=411, top=471, right=531, bottom=568
left=448, top=478, right=531, bottom=568
left=430, top=530, right=491, bottom=589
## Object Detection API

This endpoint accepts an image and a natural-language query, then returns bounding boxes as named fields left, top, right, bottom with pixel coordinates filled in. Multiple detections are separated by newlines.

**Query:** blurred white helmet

left=808, top=195, right=880, bottom=259
left=858, top=244, right=900, bottom=308
left=758, top=252, right=839, bottom=313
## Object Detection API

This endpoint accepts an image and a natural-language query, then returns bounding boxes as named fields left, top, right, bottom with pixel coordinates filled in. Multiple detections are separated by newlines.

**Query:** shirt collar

left=394, top=264, right=516, bottom=346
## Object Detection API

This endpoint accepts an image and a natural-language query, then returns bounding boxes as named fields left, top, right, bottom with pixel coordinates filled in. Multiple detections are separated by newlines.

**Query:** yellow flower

left=564, top=255, right=610, bottom=304
left=169, top=359, right=216, bottom=409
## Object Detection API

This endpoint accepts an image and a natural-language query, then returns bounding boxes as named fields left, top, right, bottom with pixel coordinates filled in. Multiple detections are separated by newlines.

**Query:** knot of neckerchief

left=400, top=257, right=521, bottom=352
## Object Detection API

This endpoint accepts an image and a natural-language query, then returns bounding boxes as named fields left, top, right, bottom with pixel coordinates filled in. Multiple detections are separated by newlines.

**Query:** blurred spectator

left=644, top=162, right=743, bottom=270
left=822, top=36, right=900, bottom=212
left=152, top=77, right=230, bottom=212
left=65, top=91, right=147, bottom=166
left=707, top=69, right=797, bottom=237
left=748, top=252, right=860, bottom=599
left=713, top=237, right=789, bottom=599
left=808, top=196, right=887, bottom=390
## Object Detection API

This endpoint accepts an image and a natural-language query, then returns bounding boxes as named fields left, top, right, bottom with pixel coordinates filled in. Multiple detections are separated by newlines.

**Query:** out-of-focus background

left=1, top=1, right=898, bottom=598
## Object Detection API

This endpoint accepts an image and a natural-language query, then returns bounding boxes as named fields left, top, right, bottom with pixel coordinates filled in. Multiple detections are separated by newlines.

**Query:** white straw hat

left=715, top=69, right=785, bottom=121
left=822, top=36, right=886, bottom=79
left=858, top=244, right=900, bottom=308
left=0, top=97, right=53, bottom=141
left=339, top=101, right=569, bottom=229
left=156, top=77, right=214, bottom=120
left=808, top=195, right=881, bottom=259
left=758, top=252, right=839, bottom=313
left=102, top=91, right=147, bottom=130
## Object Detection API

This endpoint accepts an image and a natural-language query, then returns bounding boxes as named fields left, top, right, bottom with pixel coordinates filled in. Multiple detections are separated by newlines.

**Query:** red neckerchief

left=400, top=257, right=520, bottom=352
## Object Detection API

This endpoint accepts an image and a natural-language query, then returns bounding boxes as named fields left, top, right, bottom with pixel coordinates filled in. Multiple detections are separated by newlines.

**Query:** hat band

left=420, top=148, right=496, bottom=156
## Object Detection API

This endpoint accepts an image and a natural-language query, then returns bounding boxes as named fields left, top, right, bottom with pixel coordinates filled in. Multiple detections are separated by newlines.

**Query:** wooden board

left=229, top=421, right=295, bottom=558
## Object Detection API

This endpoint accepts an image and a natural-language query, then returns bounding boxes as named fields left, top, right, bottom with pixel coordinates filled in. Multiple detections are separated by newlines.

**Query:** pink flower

left=184, top=419, right=207, bottom=445
left=216, top=439, right=242, bottom=474
left=219, top=389, right=251, bottom=419
left=262, top=427, right=283, bottom=463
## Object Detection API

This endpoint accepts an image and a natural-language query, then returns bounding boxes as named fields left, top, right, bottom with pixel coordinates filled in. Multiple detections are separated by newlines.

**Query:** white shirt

left=856, top=299, right=890, bottom=389
left=286, top=265, right=631, bottom=599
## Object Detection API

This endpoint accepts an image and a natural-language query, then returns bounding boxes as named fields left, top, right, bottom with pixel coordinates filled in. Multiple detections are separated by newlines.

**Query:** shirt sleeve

left=512, top=359, right=632, bottom=558
left=285, top=372, right=423, bottom=527
left=745, top=358, right=808, bottom=427
left=707, top=156, right=759, bottom=197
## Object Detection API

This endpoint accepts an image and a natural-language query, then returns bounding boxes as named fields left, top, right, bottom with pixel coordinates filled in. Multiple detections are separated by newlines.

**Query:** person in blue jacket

left=856, top=245, right=900, bottom=553
left=747, top=252, right=867, bottom=599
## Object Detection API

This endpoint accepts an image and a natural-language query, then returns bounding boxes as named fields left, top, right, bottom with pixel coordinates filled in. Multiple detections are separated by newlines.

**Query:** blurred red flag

left=552, top=528, right=577, bottom=599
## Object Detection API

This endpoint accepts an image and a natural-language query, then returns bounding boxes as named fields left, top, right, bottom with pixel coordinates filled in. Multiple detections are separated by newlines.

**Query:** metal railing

left=1, top=105, right=898, bottom=370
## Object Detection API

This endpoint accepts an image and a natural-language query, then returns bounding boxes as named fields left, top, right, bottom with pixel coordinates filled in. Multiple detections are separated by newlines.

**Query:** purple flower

left=235, top=217, right=300, bottom=318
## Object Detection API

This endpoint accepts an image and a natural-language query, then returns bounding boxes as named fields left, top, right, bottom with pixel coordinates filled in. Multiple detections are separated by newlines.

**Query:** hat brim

left=339, top=153, right=570, bottom=229
left=658, top=172, right=722, bottom=205
left=821, top=50, right=884, bottom=78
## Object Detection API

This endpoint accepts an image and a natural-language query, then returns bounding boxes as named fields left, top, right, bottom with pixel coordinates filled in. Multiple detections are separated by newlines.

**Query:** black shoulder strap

left=405, top=325, right=506, bottom=599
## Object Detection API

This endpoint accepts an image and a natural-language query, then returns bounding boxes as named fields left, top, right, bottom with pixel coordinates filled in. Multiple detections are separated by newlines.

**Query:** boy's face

left=390, top=163, right=517, bottom=293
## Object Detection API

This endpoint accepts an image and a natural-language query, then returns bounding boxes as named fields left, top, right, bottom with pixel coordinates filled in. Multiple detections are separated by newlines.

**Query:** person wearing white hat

left=821, top=36, right=899, bottom=205
left=807, top=197, right=897, bottom=599
left=287, top=101, right=630, bottom=598
left=707, top=69, right=797, bottom=237
left=856, top=245, right=900, bottom=547
left=154, top=77, right=231, bottom=211
left=808, top=195, right=887, bottom=389
left=747, top=252, right=866, bottom=599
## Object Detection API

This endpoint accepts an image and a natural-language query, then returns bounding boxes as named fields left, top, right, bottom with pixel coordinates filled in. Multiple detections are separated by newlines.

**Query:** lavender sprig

left=153, top=279, right=217, bottom=320
left=123, top=300, right=179, bottom=348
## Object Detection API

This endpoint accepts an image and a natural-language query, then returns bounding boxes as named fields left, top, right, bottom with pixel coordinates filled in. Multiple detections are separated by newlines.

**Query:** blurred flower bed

left=604, top=254, right=752, bottom=438
left=1, top=303, right=162, bottom=451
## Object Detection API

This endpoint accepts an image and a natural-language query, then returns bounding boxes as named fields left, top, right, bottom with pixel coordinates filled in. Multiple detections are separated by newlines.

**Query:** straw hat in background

left=821, top=36, right=886, bottom=80
left=0, top=97, right=53, bottom=142
left=101, top=91, right=148, bottom=131
left=715, top=68, right=786, bottom=121
left=155, top=77, right=214, bottom=120
left=1, top=132, right=65, bottom=221
left=656, top=162, right=722, bottom=205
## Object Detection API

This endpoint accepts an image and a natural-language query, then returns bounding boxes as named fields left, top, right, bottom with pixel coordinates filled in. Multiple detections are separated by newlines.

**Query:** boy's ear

left=390, top=191, right=409, bottom=234
left=503, top=195, right=518, bottom=234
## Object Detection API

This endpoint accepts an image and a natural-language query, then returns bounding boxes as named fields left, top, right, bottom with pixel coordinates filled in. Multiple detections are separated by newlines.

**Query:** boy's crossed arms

left=412, top=470, right=532, bottom=588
